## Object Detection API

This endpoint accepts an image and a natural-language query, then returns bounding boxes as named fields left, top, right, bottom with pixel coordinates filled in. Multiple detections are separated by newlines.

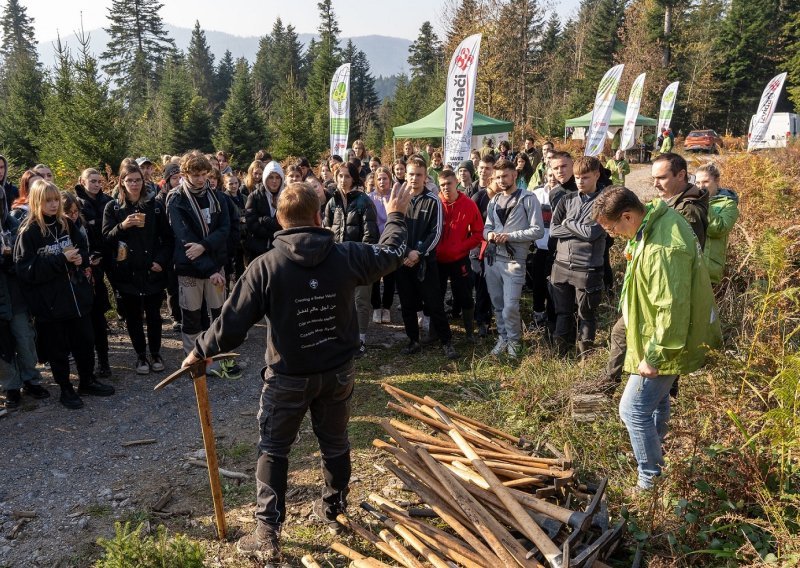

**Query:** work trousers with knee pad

left=178, top=274, right=225, bottom=354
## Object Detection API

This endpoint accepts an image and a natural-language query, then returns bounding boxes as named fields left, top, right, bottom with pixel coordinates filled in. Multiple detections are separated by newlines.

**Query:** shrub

left=94, top=522, right=205, bottom=568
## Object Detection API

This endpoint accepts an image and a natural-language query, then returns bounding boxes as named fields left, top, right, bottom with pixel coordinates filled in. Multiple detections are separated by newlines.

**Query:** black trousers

left=166, top=269, right=181, bottom=323
left=437, top=257, right=474, bottom=311
left=90, top=270, right=110, bottom=364
left=371, top=271, right=396, bottom=310
left=528, top=247, right=554, bottom=315
left=35, top=315, right=94, bottom=387
left=474, top=262, right=492, bottom=325
left=395, top=261, right=452, bottom=344
left=606, top=316, right=627, bottom=380
left=255, top=363, right=355, bottom=527
left=548, top=262, right=604, bottom=355
left=118, top=292, right=164, bottom=356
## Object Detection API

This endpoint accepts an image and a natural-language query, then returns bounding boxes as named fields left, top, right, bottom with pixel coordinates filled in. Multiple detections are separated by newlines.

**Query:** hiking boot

left=149, top=354, right=165, bottom=372
left=136, top=355, right=150, bottom=375
left=355, top=341, right=366, bottom=359
left=372, top=309, right=382, bottom=324
left=312, top=499, right=343, bottom=535
left=490, top=337, right=509, bottom=356
left=442, top=343, right=458, bottom=360
left=22, top=381, right=50, bottom=399
left=237, top=522, right=281, bottom=563
left=78, top=378, right=115, bottom=397
left=381, top=308, right=391, bottom=324
left=59, top=385, right=84, bottom=410
left=401, top=341, right=421, bottom=355
left=210, top=359, right=242, bottom=380
left=507, top=341, right=522, bottom=359
left=3, top=389, right=21, bottom=409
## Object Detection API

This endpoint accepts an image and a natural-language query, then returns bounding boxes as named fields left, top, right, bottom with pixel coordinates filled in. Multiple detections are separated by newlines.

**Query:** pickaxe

left=153, top=352, right=238, bottom=539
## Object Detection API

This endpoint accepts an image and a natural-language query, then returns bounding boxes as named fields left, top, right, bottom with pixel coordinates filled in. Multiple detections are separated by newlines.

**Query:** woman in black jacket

left=103, top=162, right=174, bottom=375
left=322, top=161, right=379, bottom=356
left=14, top=180, right=115, bottom=409
left=244, top=160, right=284, bottom=263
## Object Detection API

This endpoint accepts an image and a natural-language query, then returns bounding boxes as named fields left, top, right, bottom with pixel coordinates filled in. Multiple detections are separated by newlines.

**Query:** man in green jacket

left=593, top=187, right=721, bottom=491
left=695, top=163, right=739, bottom=284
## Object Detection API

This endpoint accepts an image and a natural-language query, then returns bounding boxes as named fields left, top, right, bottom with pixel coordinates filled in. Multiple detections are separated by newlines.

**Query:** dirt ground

left=0, top=163, right=663, bottom=567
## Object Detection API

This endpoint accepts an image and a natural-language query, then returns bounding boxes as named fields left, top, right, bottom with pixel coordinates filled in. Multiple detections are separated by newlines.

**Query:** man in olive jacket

left=593, top=187, right=720, bottom=491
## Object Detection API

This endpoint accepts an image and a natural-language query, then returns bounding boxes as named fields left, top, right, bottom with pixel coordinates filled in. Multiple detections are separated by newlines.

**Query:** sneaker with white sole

left=507, top=341, right=522, bottom=358
left=490, top=337, right=509, bottom=356
left=381, top=308, right=391, bottom=324
left=149, top=353, right=165, bottom=372
left=135, top=355, right=150, bottom=375
left=372, top=309, right=382, bottom=324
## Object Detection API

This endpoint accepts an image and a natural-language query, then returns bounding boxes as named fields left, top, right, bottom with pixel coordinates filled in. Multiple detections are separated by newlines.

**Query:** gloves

left=484, top=242, right=497, bottom=267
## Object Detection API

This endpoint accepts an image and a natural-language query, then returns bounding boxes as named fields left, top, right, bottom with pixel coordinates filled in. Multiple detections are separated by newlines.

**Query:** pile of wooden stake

left=324, top=384, right=625, bottom=568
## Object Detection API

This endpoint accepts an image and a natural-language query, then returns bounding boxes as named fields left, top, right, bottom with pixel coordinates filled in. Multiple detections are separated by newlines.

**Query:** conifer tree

left=341, top=41, right=379, bottom=141
left=0, top=0, right=37, bottom=61
left=187, top=20, right=215, bottom=105
left=179, top=95, right=214, bottom=152
left=214, top=50, right=235, bottom=110
left=271, top=74, right=314, bottom=160
left=101, top=0, right=176, bottom=110
left=576, top=0, right=625, bottom=112
left=408, top=22, right=443, bottom=81
left=540, top=12, right=561, bottom=53
left=306, top=0, right=342, bottom=156
left=782, top=9, right=800, bottom=108
left=214, top=59, right=267, bottom=170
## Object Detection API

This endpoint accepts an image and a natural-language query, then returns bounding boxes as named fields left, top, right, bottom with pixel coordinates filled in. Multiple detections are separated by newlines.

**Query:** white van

left=748, top=112, right=800, bottom=150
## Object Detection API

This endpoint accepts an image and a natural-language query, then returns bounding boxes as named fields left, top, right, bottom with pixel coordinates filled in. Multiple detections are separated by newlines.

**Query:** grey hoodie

left=483, top=188, right=544, bottom=261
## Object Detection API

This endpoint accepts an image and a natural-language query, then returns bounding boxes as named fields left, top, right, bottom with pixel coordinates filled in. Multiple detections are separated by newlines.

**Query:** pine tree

left=40, top=38, right=77, bottom=170
left=445, top=0, right=479, bottom=55
left=0, top=0, right=37, bottom=61
left=713, top=0, right=780, bottom=133
left=179, top=95, right=214, bottom=152
left=271, top=73, right=315, bottom=160
left=305, top=0, right=343, bottom=158
left=214, top=50, right=235, bottom=109
left=341, top=41, right=379, bottom=141
left=577, top=0, right=625, bottom=112
left=252, top=18, right=306, bottom=110
left=214, top=59, right=267, bottom=170
left=540, top=12, right=561, bottom=53
left=186, top=20, right=215, bottom=105
left=388, top=74, right=417, bottom=128
left=782, top=9, right=800, bottom=108
left=101, top=0, right=176, bottom=110
left=408, top=22, right=443, bottom=81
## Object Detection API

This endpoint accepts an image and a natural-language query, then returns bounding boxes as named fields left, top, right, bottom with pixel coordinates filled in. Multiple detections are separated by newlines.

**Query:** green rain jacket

left=622, top=199, right=721, bottom=375
left=703, top=189, right=739, bottom=284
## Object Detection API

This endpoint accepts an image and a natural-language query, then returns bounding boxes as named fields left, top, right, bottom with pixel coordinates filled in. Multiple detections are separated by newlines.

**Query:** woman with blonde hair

left=14, top=180, right=115, bottom=409
left=243, top=160, right=265, bottom=196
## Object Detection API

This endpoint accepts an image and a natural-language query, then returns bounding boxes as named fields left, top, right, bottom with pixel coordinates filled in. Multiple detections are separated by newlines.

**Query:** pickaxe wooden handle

left=153, top=352, right=238, bottom=540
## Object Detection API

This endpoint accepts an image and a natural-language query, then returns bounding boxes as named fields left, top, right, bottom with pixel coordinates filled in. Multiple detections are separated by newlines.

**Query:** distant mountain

left=38, top=24, right=411, bottom=80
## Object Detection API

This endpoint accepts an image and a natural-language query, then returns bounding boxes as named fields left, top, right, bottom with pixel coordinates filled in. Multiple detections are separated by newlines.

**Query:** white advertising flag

left=620, top=73, right=646, bottom=151
left=748, top=72, right=788, bottom=151
left=444, top=34, right=482, bottom=169
left=584, top=64, right=625, bottom=157
left=329, top=63, right=351, bottom=158
left=657, top=81, right=680, bottom=134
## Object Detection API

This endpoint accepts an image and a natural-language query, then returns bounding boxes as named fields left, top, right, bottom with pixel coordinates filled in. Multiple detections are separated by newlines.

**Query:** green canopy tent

left=392, top=103, right=513, bottom=157
left=564, top=100, right=658, bottom=128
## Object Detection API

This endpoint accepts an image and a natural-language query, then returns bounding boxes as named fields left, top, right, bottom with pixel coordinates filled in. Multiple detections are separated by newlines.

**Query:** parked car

left=684, top=130, right=724, bottom=153
left=748, top=112, right=800, bottom=150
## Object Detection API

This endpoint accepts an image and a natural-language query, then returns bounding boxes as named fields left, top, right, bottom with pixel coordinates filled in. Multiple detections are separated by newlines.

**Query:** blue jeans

left=619, top=374, right=677, bottom=488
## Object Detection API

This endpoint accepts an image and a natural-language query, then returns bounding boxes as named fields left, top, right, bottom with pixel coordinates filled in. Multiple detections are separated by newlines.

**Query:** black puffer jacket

left=244, top=185, right=281, bottom=257
left=102, top=197, right=173, bottom=296
left=75, top=184, right=113, bottom=257
left=14, top=216, right=93, bottom=321
left=323, top=189, right=379, bottom=244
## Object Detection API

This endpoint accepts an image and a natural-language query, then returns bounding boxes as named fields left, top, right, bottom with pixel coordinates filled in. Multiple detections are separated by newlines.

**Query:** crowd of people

left=0, top=136, right=740, bottom=560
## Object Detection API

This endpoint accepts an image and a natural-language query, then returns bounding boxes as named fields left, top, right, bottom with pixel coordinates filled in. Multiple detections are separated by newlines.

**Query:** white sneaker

left=491, top=337, right=509, bottom=356
left=381, top=308, right=391, bottom=324
left=417, top=310, right=424, bottom=329
left=372, top=309, right=382, bottom=324
left=507, top=341, right=521, bottom=358
left=422, top=316, right=430, bottom=333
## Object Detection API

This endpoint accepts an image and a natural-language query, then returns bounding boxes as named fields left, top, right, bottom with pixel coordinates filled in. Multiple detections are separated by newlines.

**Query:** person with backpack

left=103, top=162, right=173, bottom=375
left=14, top=180, right=114, bottom=409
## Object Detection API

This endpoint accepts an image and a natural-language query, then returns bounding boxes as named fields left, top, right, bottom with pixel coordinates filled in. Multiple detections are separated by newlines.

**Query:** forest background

left=1, top=0, right=800, bottom=179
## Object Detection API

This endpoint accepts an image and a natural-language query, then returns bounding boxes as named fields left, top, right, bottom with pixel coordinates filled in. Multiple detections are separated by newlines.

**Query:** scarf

left=181, top=181, right=220, bottom=238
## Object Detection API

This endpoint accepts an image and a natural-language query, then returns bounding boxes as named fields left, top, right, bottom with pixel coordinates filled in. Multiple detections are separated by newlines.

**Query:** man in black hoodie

left=181, top=181, right=411, bottom=564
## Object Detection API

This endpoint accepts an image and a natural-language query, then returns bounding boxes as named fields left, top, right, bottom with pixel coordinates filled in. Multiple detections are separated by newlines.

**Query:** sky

left=21, top=0, right=582, bottom=43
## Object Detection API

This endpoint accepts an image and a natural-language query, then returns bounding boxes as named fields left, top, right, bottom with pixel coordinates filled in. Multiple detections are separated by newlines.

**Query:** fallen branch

left=187, top=458, right=250, bottom=481
left=11, top=511, right=36, bottom=519
left=121, top=438, right=157, bottom=447
left=151, top=487, right=175, bottom=512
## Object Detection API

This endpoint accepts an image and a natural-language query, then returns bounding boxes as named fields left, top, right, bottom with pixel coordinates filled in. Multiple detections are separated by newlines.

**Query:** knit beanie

left=457, top=160, right=475, bottom=177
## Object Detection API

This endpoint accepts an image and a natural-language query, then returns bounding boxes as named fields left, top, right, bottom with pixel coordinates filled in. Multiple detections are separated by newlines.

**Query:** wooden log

left=336, top=514, right=407, bottom=567
left=151, top=487, right=175, bottom=511
left=416, top=448, right=535, bottom=568
left=187, top=458, right=250, bottom=481
left=435, top=409, right=563, bottom=568
left=121, top=438, right=157, bottom=447
left=378, top=529, right=427, bottom=568
left=301, top=554, right=322, bottom=568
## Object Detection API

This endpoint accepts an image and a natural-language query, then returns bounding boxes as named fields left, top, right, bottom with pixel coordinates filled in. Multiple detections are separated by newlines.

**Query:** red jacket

left=436, top=192, right=484, bottom=263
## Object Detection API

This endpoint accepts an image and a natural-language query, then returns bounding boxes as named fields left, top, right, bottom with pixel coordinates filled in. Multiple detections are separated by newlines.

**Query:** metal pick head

left=153, top=353, right=239, bottom=391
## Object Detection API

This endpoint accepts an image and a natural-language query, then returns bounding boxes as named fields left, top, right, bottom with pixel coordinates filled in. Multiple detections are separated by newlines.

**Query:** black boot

left=3, top=389, right=21, bottom=409
left=319, top=451, right=350, bottom=533
left=96, top=352, right=112, bottom=378
left=78, top=376, right=115, bottom=396
left=22, top=381, right=50, bottom=399
left=255, top=454, right=289, bottom=527
left=462, top=308, right=475, bottom=343
left=59, top=384, right=84, bottom=409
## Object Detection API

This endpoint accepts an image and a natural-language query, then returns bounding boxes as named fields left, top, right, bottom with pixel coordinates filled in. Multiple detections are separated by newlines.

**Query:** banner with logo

left=444, top=34, right=482, bottom=169
left=748, top=72, right=788, bottom=151
left=329, top=63, right=351, bottom=158
left=584, top=64, right=625, bottom=157
left=657, top=81, right=680, bottom=134
left=620, top=73, right=646, bottom=151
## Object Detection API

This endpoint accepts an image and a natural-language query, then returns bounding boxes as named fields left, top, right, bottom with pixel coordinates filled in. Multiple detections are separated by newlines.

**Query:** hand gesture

left=185, top=242, right=206, bottom=261
left=386, top=183, right=413, bottom=215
